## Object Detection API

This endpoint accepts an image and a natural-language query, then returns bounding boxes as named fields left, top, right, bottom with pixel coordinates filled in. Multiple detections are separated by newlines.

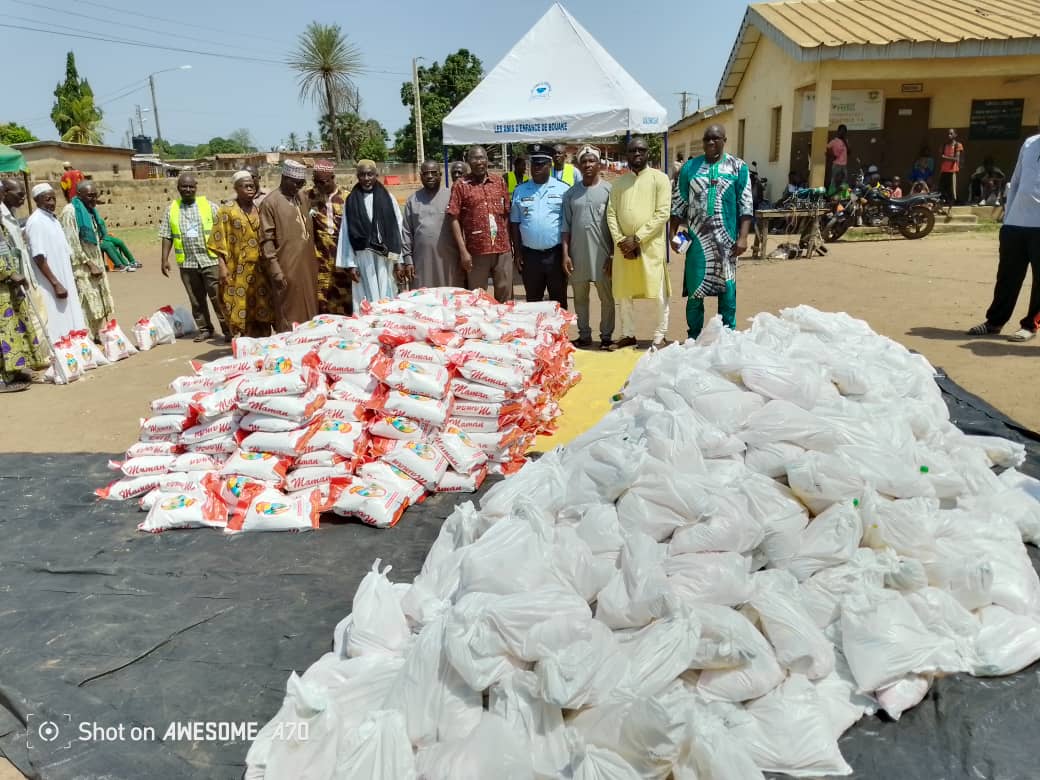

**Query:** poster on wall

left=969, top=99, right=1024, bottom=140
left=798, top=90, right=885, bottom=132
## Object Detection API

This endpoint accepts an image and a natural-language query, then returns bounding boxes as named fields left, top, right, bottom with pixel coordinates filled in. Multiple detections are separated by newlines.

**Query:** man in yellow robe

left=606, top=137, right=672, bottom=348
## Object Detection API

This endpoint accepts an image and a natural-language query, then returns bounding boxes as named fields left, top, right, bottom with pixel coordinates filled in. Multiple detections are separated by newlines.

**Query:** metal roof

left=717, top=0, right=1040, bottom=102
left=756, top=0, right=1040, bottom=48
left=668, top=104, right=733, bottom=134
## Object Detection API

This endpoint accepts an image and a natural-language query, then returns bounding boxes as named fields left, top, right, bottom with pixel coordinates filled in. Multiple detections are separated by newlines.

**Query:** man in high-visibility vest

left=504, top=153, right=529, bottom=201
left=160, top=173, right=229, bottom=342
left=552, top=144, right=578, bottom=186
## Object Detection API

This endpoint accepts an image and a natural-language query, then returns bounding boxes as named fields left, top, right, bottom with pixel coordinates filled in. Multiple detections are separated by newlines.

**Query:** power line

left=0, top=22, right=287, bottom=66
left=75, top=0, right=288, bottom=47
left=9, top=0, right=244, bottom=52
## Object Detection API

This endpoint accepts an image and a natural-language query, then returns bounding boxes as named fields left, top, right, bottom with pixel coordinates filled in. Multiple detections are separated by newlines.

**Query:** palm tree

left=55, top=94, right=104, bottom=145
left=287, top=132, right=300, bottom=152
left=305, top=131, right=316, bottom=151
left=288, top=23, right=362, bottom=162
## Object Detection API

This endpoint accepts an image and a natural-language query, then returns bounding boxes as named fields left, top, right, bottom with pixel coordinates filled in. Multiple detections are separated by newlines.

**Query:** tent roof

left=0, top=144, right=26, bottom=174
left=442, top=3, right=668, bottom=145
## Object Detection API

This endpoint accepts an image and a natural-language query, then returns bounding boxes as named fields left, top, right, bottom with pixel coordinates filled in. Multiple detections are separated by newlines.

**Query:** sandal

left=193, top=330, right=213, bottom=343
left=1008, top=328, right=1037, bottom=342
left=967, top=322, right=1001, bottom=336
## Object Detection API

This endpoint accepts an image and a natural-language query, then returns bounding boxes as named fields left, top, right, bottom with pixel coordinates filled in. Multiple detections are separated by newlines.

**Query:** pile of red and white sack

left=97, top=288, right=579, bottom=535
left=45, top=305, right=192, bottom=384
left=244, top=307, right=1040, bottom=779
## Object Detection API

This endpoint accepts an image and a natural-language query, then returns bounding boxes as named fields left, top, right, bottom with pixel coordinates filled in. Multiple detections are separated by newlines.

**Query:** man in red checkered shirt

left=446, top=145, right=513, bottom=302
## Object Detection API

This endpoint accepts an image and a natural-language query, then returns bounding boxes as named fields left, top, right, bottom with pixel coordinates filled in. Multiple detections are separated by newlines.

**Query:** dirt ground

left=2, top=227, right=1036, bottom=454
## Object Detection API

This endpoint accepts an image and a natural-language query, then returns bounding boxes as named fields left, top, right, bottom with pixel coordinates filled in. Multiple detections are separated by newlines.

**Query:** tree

left=51, top=52, right=103, bottom=140
left=394, top=49, right=483, bottom=162
left=54, top=94, right=105, bottom=144
left=287, top=132, right=300, bottom=152
left=356, top=121, right=389, bottom=162
left=319, top=113, right=387, bottom=161
left=154, top=139, right=196, bottom=158
left=205, top=136, right=249, bottom=155
left=228, top=128, right=257, bottom=152
left=305, top=131, right=316, bottom=151
left=0, top=123, right=37, bottom=145
left=288, top=22, right=362, bottom=162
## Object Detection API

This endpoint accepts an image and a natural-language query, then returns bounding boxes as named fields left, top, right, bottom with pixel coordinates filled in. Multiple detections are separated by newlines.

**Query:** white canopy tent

left=441, top=3, right=668, bottom=146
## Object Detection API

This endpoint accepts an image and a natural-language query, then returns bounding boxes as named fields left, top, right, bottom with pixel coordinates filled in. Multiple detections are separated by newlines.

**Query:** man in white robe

left=24, top=183, right=87, bottom=342
left=336, top=160, right=404, bottom=303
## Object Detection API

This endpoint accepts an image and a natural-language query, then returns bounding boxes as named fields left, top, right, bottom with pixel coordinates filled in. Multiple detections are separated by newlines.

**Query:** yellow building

left=714, top=0, right=1040, bottom=200
left=667, top=104, right=734, bottom=165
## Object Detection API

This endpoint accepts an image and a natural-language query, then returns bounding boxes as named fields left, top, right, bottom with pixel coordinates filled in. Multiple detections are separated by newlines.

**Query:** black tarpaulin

left=1, top=371, right=1039, bottom=780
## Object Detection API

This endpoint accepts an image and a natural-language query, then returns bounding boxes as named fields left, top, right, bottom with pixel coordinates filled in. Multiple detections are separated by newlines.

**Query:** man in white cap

left=259, top=159, right=317, bottom=330
left=24, top=182, right=88, bottom=343
left=562, top=145, right=615, bottom=349
left=159, top=172, right=229, bottom=342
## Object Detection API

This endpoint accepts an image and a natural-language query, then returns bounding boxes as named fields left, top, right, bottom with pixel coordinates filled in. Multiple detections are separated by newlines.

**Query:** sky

left=2, top=0, right=751, bottom=151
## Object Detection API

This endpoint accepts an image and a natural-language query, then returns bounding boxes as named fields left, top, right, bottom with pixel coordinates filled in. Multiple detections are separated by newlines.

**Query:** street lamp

left=148, top=64, right=191, bottom=145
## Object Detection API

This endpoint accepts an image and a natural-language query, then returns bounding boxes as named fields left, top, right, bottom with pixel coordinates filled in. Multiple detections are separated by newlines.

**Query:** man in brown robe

left=259, top=160, right=317, bottom=331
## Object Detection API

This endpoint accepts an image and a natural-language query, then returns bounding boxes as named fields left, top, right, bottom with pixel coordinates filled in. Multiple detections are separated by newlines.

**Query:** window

left=737, top=119, right=746, bottom=158
left=769, top=106, right=782, bottom=162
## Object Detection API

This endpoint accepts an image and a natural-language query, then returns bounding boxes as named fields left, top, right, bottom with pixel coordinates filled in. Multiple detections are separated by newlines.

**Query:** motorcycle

left=822, top=172, right=942, bottom=242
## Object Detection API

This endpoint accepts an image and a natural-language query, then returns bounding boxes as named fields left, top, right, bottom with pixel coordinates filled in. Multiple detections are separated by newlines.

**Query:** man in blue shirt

left=510, top=143, right=571, bottom=308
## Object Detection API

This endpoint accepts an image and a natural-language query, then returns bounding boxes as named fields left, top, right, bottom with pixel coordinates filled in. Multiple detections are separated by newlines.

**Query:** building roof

left=718, top=0, right=1040, bottom=102
left=668, top=104, right=733, bottom=134
left=11, top=140, right=134, bottom=154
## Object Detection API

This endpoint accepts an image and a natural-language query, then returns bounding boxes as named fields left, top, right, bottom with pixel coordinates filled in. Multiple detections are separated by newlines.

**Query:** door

left=882, top=98, right=931, bottom=183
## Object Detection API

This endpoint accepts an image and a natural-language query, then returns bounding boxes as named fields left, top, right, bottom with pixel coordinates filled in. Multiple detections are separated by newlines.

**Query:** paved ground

left=3, top=226, right=1036, bottom=456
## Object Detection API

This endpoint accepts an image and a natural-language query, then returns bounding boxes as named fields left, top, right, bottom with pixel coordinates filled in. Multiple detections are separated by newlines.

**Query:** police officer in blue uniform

left=509, top=143, right=571, bottom=308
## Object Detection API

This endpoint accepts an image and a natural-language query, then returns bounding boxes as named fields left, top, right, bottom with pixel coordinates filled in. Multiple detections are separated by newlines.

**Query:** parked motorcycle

left=822, top=177, right=942, bottom=242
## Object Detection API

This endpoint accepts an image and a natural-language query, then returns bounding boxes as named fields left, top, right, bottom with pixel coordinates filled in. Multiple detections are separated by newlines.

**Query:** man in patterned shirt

left=160, top=173, right=229, bottom=342
left=671, top=124, right=753, bottom=339
left=446, top=145, right=512, bottom=302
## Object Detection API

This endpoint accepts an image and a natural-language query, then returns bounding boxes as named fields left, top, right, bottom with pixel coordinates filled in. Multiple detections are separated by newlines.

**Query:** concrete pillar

left=809, top=73, right=832, bottom=188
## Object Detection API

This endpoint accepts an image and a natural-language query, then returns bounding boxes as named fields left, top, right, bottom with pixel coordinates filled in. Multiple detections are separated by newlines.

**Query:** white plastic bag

left=345, top=559, right=411, bottom=659
left=730, top=674, right=853, bottom=777
left=414, top=713, right=534, bottom=780
left=335, top=710, right=416, bottom=779
left=840, top=590, right=965, bottom=692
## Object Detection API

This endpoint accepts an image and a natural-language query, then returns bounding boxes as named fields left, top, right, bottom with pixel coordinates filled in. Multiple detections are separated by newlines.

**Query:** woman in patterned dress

left=207, top=171, right=275, bottom=338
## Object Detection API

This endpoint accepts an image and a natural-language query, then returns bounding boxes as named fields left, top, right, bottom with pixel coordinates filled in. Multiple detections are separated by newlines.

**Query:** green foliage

left=51, top=52, right=103, bottom=140
left=0, top=123, right=37, bottom=145
left=289, top=22, right=363, bottom=161
left=153, top=139, right=197, bottom=159
left=393, top=49, right=483, bottom=161
left=287, top=133, right=300, bottom=152
left=227, top=128, right=257, bottom=152
left=305, top=131, right=317, bottom=151
left=319, top=113, right=388, bottom=162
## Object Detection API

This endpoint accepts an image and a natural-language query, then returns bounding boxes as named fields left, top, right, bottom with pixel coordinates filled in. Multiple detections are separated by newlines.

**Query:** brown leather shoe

left=615, top=336, right=637, bottom=349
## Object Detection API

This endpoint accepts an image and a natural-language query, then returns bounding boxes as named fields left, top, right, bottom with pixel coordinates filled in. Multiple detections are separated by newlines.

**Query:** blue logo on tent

left=531, top=82, right=551, bottom=100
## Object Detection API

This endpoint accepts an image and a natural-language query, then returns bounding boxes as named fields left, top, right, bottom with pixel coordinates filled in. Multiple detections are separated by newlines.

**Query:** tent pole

left=663, top=132, right=670, bottom=264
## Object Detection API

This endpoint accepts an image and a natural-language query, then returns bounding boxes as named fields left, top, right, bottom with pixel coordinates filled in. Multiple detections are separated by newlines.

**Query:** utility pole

left=128, top=118, right=135, bottom=141
left=135, top=104, right=147, bottom=136
left=676, top=91, right=689, bottom=118
left=149, top=74, right=164, bottom=145
left=412, top=57, right=425, bottom=166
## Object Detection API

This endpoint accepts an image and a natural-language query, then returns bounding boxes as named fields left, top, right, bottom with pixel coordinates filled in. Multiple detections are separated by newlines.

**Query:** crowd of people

left=2, top=119, right=1035, bottom=390
left=138, top=136, right=749, bottom=355
left=0, top=176, right=119, bottom=391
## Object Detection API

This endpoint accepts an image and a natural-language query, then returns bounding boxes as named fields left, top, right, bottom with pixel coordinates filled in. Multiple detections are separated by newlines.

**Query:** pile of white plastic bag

left=245, top=306, right=1040, bottom=779
left=96, top=288, right=579, bottom=535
